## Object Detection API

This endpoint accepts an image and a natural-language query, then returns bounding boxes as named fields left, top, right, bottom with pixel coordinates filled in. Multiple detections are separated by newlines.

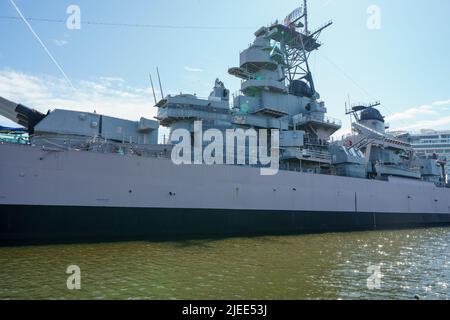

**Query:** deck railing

left=293, top=114, right=342, bottom=127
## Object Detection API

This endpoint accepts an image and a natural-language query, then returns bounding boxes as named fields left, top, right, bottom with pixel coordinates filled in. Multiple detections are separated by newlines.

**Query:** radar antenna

left=345, top=101, right=381, bottom=122
left=149, top=73, right=158, bottom=105
left=156, top=67, right=165, bottom=100
left=272, top=0, right=332, bottom=96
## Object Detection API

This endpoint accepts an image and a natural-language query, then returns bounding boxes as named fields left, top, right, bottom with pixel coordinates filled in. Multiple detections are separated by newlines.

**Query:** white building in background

left=404, top=130, right=450, bottom=179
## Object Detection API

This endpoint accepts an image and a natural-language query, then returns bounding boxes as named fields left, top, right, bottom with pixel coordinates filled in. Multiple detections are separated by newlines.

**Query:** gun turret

left=0, top=96, right=46, bottom=134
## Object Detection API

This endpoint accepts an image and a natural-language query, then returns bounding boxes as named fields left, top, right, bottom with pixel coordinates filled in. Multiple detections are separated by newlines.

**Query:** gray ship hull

left=1, top=143, right=450, bottom=244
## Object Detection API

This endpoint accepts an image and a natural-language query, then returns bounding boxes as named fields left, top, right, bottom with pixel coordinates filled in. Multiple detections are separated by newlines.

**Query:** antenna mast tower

left=273, top=0, right=332, bottom=96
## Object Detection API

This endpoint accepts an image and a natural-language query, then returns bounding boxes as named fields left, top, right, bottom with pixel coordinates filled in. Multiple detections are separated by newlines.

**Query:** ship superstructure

left=156, top=2, right=340, bottom=174
left=337, top=102, right=446, bottom=185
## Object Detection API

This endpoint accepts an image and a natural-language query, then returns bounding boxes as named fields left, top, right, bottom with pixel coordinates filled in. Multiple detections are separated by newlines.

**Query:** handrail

left=293, top=114, right=342, bottom=126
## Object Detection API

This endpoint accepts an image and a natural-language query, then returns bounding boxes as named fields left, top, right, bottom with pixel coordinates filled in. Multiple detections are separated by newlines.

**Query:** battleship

left=1, top=2, right=449, bottom=243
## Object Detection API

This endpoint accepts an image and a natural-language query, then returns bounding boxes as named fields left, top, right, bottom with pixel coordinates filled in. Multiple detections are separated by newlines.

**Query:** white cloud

left=432, top=99, right=450, bottom=106
left=184, top=66, right=203, bottom=72
left=385, top=99, right=450, bottom=132
left=0, top=69, right=158, bottom=126
left=52, top=39, right=68, bottom=47
left=397, top=116, right=450, bottom=131
left=99, top=76, right=125, bottom=83
left=386, top=105, right=436, bottom=122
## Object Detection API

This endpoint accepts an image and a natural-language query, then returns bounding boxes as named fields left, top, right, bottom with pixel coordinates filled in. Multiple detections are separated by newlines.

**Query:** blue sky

left=1, top=0, right=450, bottom=135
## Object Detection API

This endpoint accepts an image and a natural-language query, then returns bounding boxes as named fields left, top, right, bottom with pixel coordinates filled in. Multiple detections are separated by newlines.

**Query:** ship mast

left=303, top=0, right=308, bottom=34
left=279, top=0, right=332, bottom=97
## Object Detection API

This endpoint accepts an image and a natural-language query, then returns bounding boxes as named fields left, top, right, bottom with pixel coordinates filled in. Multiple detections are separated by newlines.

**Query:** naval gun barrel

left=0, top=96, right=46, bottom=133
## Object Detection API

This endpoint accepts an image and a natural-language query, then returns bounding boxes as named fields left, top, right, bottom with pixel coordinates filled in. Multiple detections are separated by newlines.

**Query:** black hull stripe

left=1, top=205, right=450, bottom=245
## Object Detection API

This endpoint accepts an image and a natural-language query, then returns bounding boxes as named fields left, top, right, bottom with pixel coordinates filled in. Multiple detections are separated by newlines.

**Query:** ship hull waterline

left=2, top=205, right=450, bottom=245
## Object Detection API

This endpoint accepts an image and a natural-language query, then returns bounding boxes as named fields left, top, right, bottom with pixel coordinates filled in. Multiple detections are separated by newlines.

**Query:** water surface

left=1, top=228, right=449, bottom=300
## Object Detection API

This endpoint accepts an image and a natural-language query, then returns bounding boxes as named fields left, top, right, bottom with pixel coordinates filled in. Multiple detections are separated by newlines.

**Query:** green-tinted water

left=1, top=228, right=449, bottom=300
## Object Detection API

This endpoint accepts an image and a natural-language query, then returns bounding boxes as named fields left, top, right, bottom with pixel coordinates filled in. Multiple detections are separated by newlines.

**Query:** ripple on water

left=0, top=228, right=450, bottom=300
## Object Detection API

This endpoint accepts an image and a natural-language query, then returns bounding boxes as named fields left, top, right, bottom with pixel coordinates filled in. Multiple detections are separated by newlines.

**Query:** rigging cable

left=7, top=1, right=75, bottom=90
left=0, top=15, right=253, bottom=30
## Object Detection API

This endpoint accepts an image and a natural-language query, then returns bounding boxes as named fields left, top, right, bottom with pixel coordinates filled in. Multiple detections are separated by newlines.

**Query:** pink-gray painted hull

left=1, top=143, right=450, bottom=244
